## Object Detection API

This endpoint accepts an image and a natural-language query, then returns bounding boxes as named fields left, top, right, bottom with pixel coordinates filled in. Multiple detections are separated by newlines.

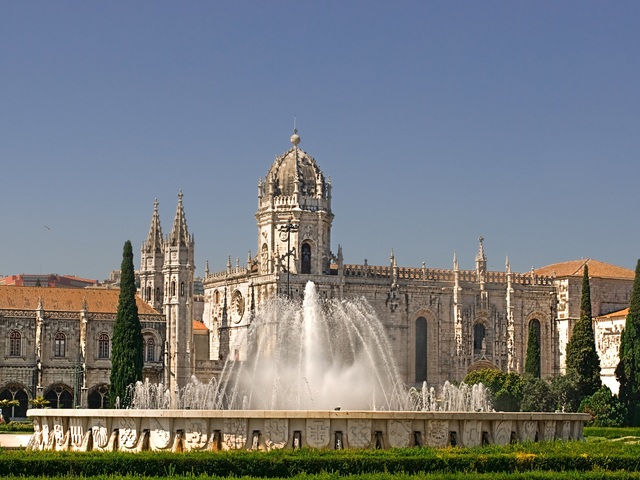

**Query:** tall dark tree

left=525, top=321, right=541, bottom=378
left=565, top=263, right=601, bottom=408
left=615, top=259, right=640, bottom=425
left=109, top=240, right=143, bottom=407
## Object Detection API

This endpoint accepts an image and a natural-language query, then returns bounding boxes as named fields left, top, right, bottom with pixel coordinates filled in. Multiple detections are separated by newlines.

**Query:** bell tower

left=256, top=130, right=334, bottom=278
left=163, top=191, right=195, bottom=399
left=140, top=199, right=164, bottom=312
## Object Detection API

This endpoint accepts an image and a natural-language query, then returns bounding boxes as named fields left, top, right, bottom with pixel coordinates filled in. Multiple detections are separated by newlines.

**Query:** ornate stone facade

left=201, top=132, right=636, bottom=389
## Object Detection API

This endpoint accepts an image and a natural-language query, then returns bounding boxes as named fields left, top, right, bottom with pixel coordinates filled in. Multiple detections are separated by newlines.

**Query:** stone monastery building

left=0, top=131, right=635, bottom=413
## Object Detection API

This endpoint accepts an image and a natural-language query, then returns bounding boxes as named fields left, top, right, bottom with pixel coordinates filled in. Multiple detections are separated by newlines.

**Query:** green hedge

left=0, top=421, right=34, bottom=433
left=9, top=473, right=640, bottom=480
left=2, top=443, right=640, bottom=477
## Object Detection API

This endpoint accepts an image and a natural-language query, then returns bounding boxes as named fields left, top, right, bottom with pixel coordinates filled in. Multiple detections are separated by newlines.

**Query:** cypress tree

left=524, top=321, right=541, bottom=378
left=109, top=240, right=143, bottom=407
left=615, top=259, right=640, bottom=425
left=565, top=264, right=601, bottom=407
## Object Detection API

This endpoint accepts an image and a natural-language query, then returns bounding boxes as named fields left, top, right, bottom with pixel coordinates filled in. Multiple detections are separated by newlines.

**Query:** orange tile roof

left=192, top=320, right=208, bottom=331
left=534, top=259, right=635, bottom=280
left=0, top=286, right=160, bottom=315
left=598, top=308, right=629, bottom=319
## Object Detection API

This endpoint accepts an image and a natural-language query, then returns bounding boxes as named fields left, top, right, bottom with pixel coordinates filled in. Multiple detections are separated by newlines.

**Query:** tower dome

left=265, top=132, right=326, bottom=199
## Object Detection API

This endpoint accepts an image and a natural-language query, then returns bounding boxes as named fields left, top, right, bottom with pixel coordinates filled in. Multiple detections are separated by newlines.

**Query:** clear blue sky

left=2, top=1, right=639, bottom=281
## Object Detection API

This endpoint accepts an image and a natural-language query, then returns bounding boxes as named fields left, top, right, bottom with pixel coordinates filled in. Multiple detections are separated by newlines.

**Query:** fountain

left=27, top=282, right=588, bottom=451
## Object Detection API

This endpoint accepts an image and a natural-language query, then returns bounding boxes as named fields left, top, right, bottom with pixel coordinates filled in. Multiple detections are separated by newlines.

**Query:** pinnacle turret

left=169, top=191, right=191, bottom=247
left=145, top=199, right=163, bottom=253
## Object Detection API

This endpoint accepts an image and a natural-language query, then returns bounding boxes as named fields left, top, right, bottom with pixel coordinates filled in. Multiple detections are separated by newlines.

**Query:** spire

left=453, top=252, right=459, bottom=271
left=475, top=236, right=487, bottom=286
left=169, top=190, right=190, bottom=247
left=505, top=255, right=511, bottom=273
left=475, top=236, right=486, bottom=264
left=146, top=199, right=163, bottom=252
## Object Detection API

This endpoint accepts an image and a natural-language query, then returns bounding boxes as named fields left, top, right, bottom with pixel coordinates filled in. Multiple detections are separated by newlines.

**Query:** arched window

left=301, top=243, right=312, bottom=274
left=530, top=319, right=541, bottom=348
left=9, top=331, right=21, bottom=357
left=155, top=286, right=160, bottom=302
left=44, top=385, right=73, bottom=409
left=171, top=281, right=176, bottom=297
left=180, top=282, right=185, bottom=297
left=214, top=290, right=220, bottom=304
left=146, top=338, right=155, bottom=362
left=415, top=317, right=428, bottom=383
left=54, top=332, right=66, bottom=357
left=146, top=286, right=151, bottom=301
left=473, top=323, right=486, bottom=354
left=87, top=384, right=109, bottom=409
left=98, top=333, right=110, bottom=359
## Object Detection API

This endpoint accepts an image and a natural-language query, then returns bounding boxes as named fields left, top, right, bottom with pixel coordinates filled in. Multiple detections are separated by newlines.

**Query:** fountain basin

left=27, top=409, right=589, bottom=451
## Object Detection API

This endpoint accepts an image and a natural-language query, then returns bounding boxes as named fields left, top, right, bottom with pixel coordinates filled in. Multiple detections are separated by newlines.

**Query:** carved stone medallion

left=118, top=417, right=138, bottom=450
left=264, top=418, right=288, bottom=450
left=461, top=420, right=481, bottom=447
left=306, top=419, right=330, bottom=449
left=149, top=417, right=172, bottom=450
left=542, top=420, right=556, bottom=441
left=518, top=420, right=537, bottom=442
left=347, top=419, right=371, bottom=449
left=492, top=420, right=511, bottom=445
left=387, top=419, right=411, bottom=448
left=223, top=418, right=247, bottom=450
left=426, top=420, right=449, bottom=447
left=69, top=417, right=84, bottom=447
left=91, top=417, right=109, bottom=449
left=53, top=416, right=65, bottom=447
left=185, top=418, right=209, bottom=451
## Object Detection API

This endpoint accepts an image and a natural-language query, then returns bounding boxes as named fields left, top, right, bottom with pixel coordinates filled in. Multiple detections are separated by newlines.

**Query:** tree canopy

left=616, top=259, right=640, bottom=425
left=109, top=240, right=143, bottom=408
left=565, top=264, right=601, bottom=410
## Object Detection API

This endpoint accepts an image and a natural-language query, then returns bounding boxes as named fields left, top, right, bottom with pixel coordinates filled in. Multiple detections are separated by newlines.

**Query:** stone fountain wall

left=27, top=409, right=588, bottom=451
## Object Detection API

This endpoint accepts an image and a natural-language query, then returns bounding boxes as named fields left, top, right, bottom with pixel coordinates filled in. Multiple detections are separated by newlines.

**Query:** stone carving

left=119, top=417, right=138, bottom=450
left=223, top=418, right=247, bottom=450
left=596, top=326, right=623, bottom=368
left=53, top=416, right=65, bottom=447
left=426, top=420, right=448, bottom=447
left=461, top=420, right=481, bottom=447
left=149, top=417, right=171, bottom=450
left=232, top=290, right=244, bottom=323
left=264, top=418, right=288, bottom=450
left=306, top=419, right=330, bottom=449
left=69, top=417, right=84, bottom=447
left=542, top=420, right=556, bottom=441
left=347, top=419, right=371, bottom=449
left=91, top=417, right=108, bottom=449
left=492, top=420, right=511, bottom=445
left=41, top=420, right=50, bottom=447
left=518, top=420, right=537, bottom=442
left=185, top=418, right=209, bottom=451
left=387, top=419, right=411, bottom=448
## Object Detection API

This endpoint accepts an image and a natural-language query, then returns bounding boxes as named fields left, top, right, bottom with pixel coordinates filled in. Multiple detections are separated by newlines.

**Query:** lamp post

left=278, top=216, right=299, bottom=298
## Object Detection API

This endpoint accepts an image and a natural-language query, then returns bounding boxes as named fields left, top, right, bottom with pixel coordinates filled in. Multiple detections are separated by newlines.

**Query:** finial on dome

left=290, top=130, right=300, bottom=146
left=290, top=115, right=300, bottom=146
